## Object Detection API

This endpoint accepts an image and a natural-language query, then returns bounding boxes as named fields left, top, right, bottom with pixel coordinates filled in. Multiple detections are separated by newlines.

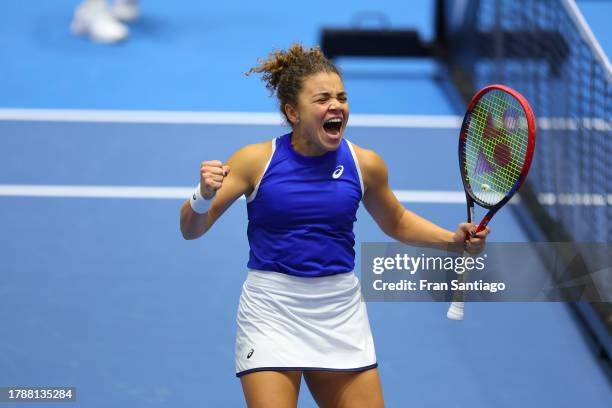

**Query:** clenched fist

left=200, top=160, right=231, bottom=199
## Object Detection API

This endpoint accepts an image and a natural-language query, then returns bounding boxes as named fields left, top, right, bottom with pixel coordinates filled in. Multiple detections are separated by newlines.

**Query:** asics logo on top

left=332, top=165, right=344, bottom=179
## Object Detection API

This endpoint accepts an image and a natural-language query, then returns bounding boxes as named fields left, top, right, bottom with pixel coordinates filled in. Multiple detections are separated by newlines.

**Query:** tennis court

left=1, top=1, right=611, bottom=406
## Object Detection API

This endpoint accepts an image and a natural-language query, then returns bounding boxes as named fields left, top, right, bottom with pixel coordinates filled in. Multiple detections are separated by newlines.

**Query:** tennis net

left=442, top=0, right=611, bottom=242
left=440, top=0, right=611, bottom=359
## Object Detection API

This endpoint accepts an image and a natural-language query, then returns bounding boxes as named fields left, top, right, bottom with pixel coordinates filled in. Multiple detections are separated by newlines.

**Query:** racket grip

left=475, top=214, right=492, bottom=233
left=447, top=301, right=464, bottom=320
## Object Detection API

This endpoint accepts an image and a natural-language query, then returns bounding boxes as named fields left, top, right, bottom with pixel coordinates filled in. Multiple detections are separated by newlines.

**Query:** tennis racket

left=447, top=84, right=536, bottom=320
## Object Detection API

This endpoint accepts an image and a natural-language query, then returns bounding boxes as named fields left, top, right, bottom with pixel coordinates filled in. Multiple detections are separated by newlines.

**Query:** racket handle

left=447, top=301, right=464, bottom=320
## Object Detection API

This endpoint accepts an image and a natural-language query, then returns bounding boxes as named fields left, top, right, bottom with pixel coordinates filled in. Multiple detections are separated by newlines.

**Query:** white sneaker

left=71, top=1, right=129, bottom=43
left=112, top=0, right=139, bottom=22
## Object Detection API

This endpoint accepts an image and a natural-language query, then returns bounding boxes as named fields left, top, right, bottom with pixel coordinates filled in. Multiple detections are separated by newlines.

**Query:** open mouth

left=323, top=118, right=343, bottom=135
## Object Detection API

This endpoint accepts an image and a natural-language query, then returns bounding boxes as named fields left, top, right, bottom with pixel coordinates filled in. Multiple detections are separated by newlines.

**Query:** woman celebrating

left=180, top=44, right=488, bottom=408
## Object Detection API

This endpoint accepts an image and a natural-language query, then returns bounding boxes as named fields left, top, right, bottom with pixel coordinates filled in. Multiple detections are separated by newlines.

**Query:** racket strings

left=463, top=89, right=530, bottom=205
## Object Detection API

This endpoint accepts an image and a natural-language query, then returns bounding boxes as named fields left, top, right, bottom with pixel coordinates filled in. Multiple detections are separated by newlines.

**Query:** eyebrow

left=312, top=91, right=347, bottom=98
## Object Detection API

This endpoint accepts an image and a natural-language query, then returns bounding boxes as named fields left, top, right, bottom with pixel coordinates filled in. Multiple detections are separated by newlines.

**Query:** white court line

left=1, top=184, right=607, bottom=206
left=0, top=108, right=608, bottom=131
left=0, top=184, right=463, bottom=203
left=394, top=190, right=465, bottom=204
left=0, top=185, right=194, bottom=199
left=0, top=109, right=462, bottom=128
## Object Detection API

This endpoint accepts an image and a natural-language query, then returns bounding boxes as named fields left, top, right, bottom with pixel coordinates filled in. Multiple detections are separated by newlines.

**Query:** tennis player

left=180, top=44, right=489, bottom=408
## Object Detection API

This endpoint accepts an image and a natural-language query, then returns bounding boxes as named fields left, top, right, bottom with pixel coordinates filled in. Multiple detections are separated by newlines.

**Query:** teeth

left=325, top=118, right=342, bottom=124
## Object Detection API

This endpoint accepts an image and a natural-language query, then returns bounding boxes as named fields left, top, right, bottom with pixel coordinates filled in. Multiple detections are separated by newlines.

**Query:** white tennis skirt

left=235, top=270, right=377, bottom=377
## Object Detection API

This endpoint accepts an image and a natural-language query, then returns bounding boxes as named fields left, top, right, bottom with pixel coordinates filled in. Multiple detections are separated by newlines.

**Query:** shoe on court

left=71, top=1, right=129, bottom=43
left=112, top=0, right=139, bottom=22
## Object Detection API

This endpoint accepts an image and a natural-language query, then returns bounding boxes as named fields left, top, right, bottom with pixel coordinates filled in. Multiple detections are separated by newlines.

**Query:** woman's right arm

left=179, top=141, right=271, bottom=240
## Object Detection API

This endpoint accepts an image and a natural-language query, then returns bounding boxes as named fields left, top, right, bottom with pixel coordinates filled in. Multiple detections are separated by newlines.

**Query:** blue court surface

left=2, top=120, right=611, bottom=407
left=1, top=1, right=612, bottom=407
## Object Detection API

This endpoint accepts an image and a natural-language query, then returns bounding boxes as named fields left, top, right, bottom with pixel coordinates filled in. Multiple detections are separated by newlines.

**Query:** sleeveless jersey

left=246, top=133, right=364, bottom=277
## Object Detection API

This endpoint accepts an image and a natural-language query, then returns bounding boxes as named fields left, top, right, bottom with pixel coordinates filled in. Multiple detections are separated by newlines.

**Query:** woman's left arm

left=354, top=145, right=488, bottom=251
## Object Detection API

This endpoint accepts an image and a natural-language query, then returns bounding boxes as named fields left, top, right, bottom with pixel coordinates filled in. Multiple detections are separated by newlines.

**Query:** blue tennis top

left=246, top=133, right=364, bottom=277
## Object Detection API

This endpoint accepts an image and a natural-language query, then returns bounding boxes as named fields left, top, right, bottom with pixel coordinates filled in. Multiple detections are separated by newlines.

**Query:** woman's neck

left=291, top=130, right=327, bottom=157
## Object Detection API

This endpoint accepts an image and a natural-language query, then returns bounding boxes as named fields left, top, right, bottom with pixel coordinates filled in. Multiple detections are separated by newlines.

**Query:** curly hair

left=246, top=43, right=341, bottom=126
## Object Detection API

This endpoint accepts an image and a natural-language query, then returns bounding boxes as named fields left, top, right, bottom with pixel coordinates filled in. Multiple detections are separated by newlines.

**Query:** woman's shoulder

left=348, top=142, right=387, bottom=179
left=226, top=139, right=275, bottom=186
left=229, top=139, right=274, bottom=165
